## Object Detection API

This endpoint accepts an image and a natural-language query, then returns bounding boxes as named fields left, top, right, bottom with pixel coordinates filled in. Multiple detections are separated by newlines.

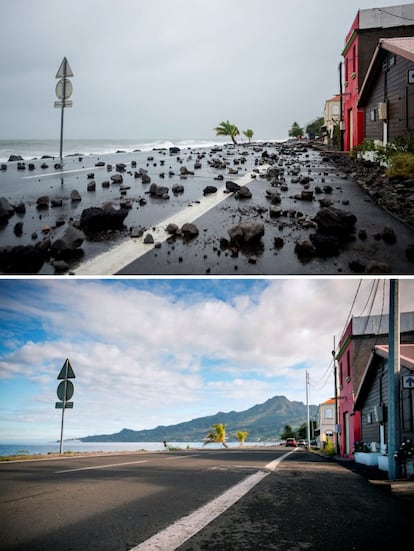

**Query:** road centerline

left=130, top=451, right=294, bottom=551
left=55, top=459, right=148, bottom=474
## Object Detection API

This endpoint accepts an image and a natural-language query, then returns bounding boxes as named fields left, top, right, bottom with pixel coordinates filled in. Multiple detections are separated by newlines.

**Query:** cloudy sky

left=1, top=0, right=410, bottom=141
left=1, top=277, right=413, bottom=443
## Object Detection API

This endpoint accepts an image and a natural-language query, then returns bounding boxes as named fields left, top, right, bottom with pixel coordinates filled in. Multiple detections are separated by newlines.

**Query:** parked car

left=297, top=439, right=306, bottom=447
left=285, top=437, right=297, bottom=447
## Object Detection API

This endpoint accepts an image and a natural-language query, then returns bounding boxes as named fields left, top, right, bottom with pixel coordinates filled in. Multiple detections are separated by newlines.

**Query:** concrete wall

left=359, top=4, right=414, bottom=29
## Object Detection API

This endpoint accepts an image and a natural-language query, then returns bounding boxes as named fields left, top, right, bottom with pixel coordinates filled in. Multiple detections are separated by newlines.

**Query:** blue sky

left=1, top=278, right=414, bottom=443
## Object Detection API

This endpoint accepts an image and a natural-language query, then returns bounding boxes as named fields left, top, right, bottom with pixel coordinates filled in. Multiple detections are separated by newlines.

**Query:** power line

left=377, top=7, right=414, bottom=22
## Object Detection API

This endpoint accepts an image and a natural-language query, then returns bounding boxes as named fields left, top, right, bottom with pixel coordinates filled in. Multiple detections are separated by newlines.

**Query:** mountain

left=80, top=395, right=318, bottom=442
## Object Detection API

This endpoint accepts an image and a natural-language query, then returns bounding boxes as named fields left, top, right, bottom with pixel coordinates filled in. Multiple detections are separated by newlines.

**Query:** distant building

left=358, top=37, right=414, bottom=146
left=336, top=311, right=414, bottom=459
left=341, top=3, right=414, bottom=151
left=316, top=398, right=336, bottom=449
left=322, top=95, right=341, bottom=146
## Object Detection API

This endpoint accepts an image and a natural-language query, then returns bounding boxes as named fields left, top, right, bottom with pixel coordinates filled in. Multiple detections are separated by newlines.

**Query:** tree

left=214, top=120, right=240, bottom=145
left=243, top=129, right=254, bottom=143
left=280, top=424, right=295, bottom=439
left=288, top=122, right=304, bottom=139
left=204, top=423, right=228, bottom=448
left=235, top=430, right=249, bottom=446
left=305, top=116, right=325, bottom=139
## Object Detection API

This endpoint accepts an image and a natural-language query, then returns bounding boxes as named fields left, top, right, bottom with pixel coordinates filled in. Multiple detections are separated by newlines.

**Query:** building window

left=347, top=349, right=351, bottom=378
left=324, top=407, right=333, bottom=419
left=371, top=109, right=377, bottom=121
left=352, top=45, right=356, bottom=74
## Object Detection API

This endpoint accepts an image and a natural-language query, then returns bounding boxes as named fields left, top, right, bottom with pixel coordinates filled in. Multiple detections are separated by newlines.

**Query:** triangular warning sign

left=56, top=57, right=73, bottom=78
left=57, top=358, right=76, bottom=379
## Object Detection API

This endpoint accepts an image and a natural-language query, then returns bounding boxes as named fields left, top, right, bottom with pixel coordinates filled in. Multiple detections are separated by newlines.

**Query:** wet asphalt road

left=1, top=143, right=414, bottom=275
left=1, top=448, right=412, bottom=550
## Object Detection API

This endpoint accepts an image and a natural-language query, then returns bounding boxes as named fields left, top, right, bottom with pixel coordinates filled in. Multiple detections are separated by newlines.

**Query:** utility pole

left=338, top=61, right=344, bottom=152
left=306, top=371, right=310, bottom=448
left=388, top=280, right=401, bottom=479
left=332, top=337, right=339, bottom=455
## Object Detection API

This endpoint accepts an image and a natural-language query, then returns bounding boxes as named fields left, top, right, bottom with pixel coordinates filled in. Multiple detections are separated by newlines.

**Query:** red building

left=342, top=4, right=414, bottom=151
left=336, top=312, right=414, bottom=459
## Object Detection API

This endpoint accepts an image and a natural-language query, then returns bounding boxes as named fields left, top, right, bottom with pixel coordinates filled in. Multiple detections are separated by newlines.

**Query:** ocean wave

left=0, top=138, right=233, bottom=162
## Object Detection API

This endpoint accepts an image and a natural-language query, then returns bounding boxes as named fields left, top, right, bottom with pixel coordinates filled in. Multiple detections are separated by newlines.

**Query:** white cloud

left=1, top=278, right=414, bottom=441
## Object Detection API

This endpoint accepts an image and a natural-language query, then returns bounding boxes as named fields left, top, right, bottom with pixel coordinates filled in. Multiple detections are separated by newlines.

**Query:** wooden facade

left=354, top=345, right=414, bottom=450
left=359, top=40, right=414, bottom=144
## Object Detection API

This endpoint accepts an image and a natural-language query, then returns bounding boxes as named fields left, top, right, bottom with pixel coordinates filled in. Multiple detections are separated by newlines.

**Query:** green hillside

left=80, top=395, right=318, bottom=442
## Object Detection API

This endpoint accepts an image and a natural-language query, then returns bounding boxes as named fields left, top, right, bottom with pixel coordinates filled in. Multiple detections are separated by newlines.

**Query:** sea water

left=0, top=440, right=279, bottom=457
left=0, top=138, right=232, bottom=162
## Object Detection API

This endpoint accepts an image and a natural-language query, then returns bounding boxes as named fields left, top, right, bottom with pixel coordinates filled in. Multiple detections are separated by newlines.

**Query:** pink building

left=341, top=4, right=414, bottom=151
left=337, top=312, right=414, bottom=459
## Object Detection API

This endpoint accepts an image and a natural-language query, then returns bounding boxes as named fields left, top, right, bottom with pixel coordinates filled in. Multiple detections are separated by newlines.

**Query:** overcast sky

left=1, top=0, right=410, bottom=141
left=1, top=278, right=413, bottom=443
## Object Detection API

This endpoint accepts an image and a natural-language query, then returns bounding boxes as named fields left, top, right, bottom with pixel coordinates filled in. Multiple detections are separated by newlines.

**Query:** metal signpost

left=56, top=358, right=76, bottom=454
left=54, top=57, right=73, bottom=163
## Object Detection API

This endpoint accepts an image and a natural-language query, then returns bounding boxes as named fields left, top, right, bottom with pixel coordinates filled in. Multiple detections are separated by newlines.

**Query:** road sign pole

left=59, top=378, right=67, bottom=454
left=56, top=358, right=76, bottom=454
left=59, top=77, right=66, bottom=163
left=55, top=57, right=73, bottom=165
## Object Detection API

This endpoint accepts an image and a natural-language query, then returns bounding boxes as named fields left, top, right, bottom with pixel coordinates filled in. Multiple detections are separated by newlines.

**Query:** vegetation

left=80, top=396, right=318, bottom=442
left=288, top=121, right=304, bottom=139
left=243, top=129, right=254, bottom=143
left=204, top=423, right=228, bottom=448
left=352, top=132, right=414, bottom=178
left=235, top=430, right=249, bottom=446
left=305, top=116, right=325, bottom=139
left=387, top=152, right=414, bottom=178
left=280, top=424, right=296, bottom=439
left=214, top=120, right=240, bottom=145
left=320, top=440, right=335, bottom=456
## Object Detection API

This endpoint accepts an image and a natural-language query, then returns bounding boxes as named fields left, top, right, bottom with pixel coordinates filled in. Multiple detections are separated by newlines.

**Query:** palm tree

left=204, top=423, right=228, bottom=448
left=243, top=129, right=254, bottom=143
left=214, top=120, right=240, bottom=145
left=235, top=430, right=249, bottom=446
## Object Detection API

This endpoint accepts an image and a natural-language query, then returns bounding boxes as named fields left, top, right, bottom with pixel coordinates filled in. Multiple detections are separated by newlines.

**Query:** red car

left=285, top=438, right=297, bottom=447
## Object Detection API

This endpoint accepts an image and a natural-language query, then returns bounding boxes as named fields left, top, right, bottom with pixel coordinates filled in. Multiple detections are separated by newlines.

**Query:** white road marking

left=55, top=459, right=148, bottom=474
left=130, top=451, right=295, bottom=551
left=73, top=168, right=267, bottom=275
left=162, top=454, right=200, bottom=461
left=21, top=165, right=110, bottom=179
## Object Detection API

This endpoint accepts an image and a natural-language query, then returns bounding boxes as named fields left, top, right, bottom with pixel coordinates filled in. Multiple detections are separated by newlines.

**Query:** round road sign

left=57, top=380, right=74, bottom=401
left=55, top=78, right=73, bottom=100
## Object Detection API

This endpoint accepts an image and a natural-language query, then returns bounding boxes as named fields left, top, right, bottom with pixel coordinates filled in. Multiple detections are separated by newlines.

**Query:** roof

left=381, top=36, right=414, bottom=61
left=320, top=398, right=335, bottom=406
left=354, top=343, right=414, bottom=409
left=374, top=343, right=414, bottom=370
left=358, top=36, right=414, bottom=106
left=325, top=95, right=341, bottom=103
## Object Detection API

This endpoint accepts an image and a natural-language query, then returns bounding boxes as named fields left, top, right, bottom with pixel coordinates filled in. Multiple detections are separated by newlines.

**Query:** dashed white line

left=55, top=459, right=148, bottom=474
left=73, top=167, right=268, bottom=275
left=162, top=454, right=200, bottom=461
left=130, top=450, right=295, bottom=551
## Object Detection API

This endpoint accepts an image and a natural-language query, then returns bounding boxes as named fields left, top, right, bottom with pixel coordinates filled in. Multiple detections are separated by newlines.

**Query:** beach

left=1, top=140, right=414, bottom=275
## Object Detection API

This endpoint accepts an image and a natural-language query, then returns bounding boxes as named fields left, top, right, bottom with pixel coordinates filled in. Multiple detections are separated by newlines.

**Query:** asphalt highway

left=1, top=447, right=287, bottom=551
left=1, top=448, right=412, bottom=550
